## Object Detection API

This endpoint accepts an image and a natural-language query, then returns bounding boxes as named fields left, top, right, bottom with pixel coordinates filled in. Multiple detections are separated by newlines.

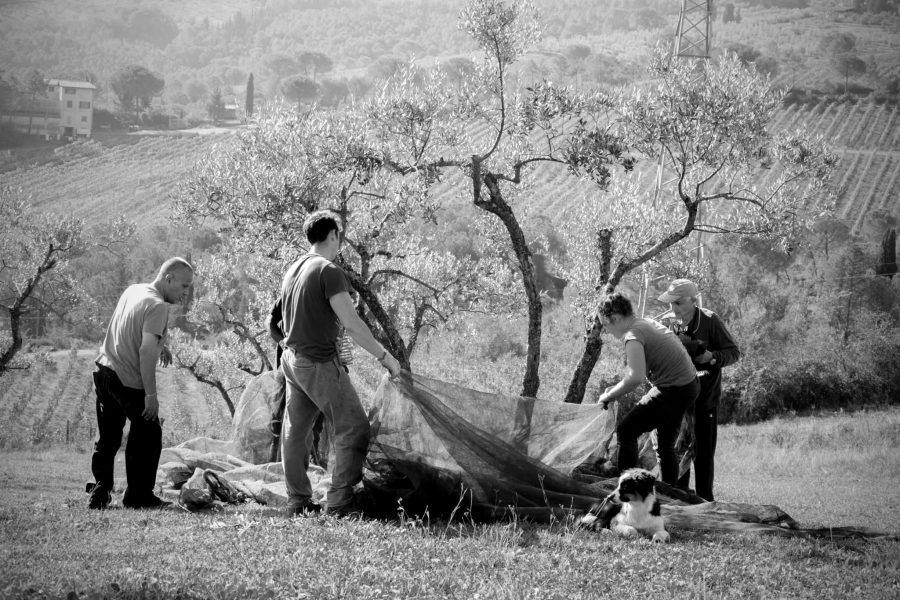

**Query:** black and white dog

left=580, top=468, right=669, bottom=543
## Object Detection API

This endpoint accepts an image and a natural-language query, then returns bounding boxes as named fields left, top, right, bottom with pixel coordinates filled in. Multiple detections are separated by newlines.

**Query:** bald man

left=88, top=257, right=194, bottom=510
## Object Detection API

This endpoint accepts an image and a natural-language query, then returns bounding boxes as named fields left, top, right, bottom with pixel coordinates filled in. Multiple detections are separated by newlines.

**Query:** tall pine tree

left=245, top=73, right=254, bottom=118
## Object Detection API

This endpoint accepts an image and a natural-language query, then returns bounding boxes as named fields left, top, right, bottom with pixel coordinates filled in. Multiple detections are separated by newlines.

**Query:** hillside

left=1, top=1, right=897, bottom=119
left=2, top=1, right=898, bottom=442
left=1, top=132, right=232, bottom=225
left=4, top=101, right=897, bottom=237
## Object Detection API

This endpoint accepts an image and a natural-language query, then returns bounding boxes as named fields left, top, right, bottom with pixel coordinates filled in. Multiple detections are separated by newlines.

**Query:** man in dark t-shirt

left=279, top=210, right=401, bottom=517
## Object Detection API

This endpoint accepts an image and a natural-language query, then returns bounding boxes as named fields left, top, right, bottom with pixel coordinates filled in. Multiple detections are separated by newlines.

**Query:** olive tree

left=173, top=103, right=511, bottom=377
left=178, top=0, right=632, bottom=399
left=174, top=0, right=835, bottom=405
left=561, top=51, right=837, bottom=403
left=0, top=188, right=133, bottom=373
left=357, top=0, right=632, bottom=397
left=167, top=249, right=276, bottom=414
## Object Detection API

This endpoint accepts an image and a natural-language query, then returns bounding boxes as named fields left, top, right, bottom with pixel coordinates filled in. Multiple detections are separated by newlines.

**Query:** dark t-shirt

left=280, top=254, right=352, bottom=362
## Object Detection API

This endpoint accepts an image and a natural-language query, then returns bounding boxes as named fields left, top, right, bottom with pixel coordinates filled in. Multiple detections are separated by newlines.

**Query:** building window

left=79, top=101, right=91, bottom=109
left=66, top=100, right=73, bottom=108
left=81, top=116, right=87, bottom=122
left=47, top=86, right=54, bottom=93
left=64, top=88, right=76, bottom=94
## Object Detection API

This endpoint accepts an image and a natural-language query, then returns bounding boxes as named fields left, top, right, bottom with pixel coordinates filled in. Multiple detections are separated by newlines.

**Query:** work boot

left=87, top=484, right=112, bottom=510
left=122, top=494, right=172, bottom=509
left=285, top=497, right=322, bottom=517
left=324, top=498, right=365, bottom=520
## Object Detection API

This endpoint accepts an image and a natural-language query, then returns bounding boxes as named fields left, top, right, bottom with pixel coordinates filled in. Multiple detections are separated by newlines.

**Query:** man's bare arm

left=329, top=291, right=401, bottom=376
left=139, top=331, right=161, bottom=420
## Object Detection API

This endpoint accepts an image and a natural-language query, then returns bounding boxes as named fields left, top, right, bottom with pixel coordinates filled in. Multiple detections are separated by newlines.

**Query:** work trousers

left=90, top=364, right=162, bottom=502
left=281, top=348, right=370, bottom=510
left=677, top=399, right=719, bottom=501
left=617, top=378, right=699, bottom=485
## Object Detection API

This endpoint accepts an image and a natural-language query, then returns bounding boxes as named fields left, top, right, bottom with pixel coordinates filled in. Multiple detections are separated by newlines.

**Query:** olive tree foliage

left=173, top=101, right=513, bottom=377
left=0, top=188, right=134, bottom=373
left=356, top=0, right=633, bottom=397
left=561, top=50, right=838, bottom=403
left=167, top=249, right=276, bottom=415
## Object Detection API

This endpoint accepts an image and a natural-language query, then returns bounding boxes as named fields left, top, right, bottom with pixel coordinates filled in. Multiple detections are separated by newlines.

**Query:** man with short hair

left=88, top=257, right=194, bottom=509
left=659, top=278, right=741, bottom=501
left=279, top=210, right=401, bottom=518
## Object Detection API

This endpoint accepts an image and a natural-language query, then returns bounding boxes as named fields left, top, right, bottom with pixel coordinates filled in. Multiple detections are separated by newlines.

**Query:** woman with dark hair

left=596, top=292, right=700, bottom=485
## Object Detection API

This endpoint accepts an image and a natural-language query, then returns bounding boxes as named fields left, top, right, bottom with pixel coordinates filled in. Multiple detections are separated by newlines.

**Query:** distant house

left=48, top=79, right=95, bottom=137
left=222, top=101, right=238, bottom=121
left=1, top=79, right=95, bottom=139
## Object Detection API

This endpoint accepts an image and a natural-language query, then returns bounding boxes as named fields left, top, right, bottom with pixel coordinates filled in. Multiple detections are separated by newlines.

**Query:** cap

left=658, top=279, right=699, bottom=303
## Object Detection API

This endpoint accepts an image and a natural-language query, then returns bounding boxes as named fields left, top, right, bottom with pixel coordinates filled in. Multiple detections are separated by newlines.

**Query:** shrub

left=721, top=310, right=900, bottom=424
left=139, top=110, right=174, bottom=129
left=92, top=108, right=122, bottom=130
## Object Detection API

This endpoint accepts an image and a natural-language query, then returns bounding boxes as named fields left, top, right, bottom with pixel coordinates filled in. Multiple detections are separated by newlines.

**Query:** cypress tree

left=245, top=73, right=254, bottom=118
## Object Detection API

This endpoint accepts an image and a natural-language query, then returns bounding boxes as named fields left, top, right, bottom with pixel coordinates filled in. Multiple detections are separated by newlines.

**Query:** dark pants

left=90, top=364, right=162, bottom=502
left=617, top=378, right=699, bottom=485
left=677, top=401, right=718, bottom=500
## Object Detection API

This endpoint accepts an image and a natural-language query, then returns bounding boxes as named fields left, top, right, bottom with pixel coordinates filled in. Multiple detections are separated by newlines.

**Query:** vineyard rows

left=2, top=102, right=895, bottom=250
left=768, top=103, right=900, bottom=152
left=526, top=104, right=900, bottom=234
left=0, top=350, right=232, bottom=450
left=4, top=134, right=232, bottom=226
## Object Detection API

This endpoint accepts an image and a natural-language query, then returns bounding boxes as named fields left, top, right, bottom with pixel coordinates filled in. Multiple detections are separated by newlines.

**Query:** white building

left=47, top=79, right=95, bottom=137
left=1, top=79, right=95, bottom=139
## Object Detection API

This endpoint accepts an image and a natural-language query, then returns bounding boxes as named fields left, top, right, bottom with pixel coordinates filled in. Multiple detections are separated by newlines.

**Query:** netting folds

left=157, top=372, right=896, bottom=539
left=364, top=373, right=617, bottom=521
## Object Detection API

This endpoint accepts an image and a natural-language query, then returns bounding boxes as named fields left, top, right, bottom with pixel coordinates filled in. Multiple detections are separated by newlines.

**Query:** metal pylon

left=655, top=0, right=713, bottom=206
left=645, top=0, right=713, bottom=315
left=674, top=0, right=712, bottom=63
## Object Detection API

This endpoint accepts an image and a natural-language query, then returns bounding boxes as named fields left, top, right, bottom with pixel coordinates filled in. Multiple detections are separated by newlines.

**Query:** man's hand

left=695, top=350, right=713, bottom=364
left=142, top=393, right=159, bottom=420
left=158, top=346, right=172, bottom=367
left=380, top=353, right=402, bottom=377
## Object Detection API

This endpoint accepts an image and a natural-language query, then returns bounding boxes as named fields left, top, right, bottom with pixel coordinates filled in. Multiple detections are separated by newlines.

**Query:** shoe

left=324, top=500, right=364, bottom=519
left=88, top=485, right=112, bottom=510
left=122, top=494, right=172, bottom=509
left=286, top=497, right=322, bottom=517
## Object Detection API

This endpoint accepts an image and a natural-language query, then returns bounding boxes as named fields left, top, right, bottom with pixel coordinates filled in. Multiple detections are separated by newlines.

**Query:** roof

left=46, top=79, right=97, bottom=90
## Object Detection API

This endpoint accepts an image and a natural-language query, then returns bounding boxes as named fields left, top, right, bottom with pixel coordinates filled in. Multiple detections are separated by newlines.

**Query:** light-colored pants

left=281, top=347, right=370, bottom=509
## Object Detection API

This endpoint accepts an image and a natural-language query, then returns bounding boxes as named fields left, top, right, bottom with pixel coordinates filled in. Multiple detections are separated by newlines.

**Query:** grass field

left=0, top=408, right=898, bottom=599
